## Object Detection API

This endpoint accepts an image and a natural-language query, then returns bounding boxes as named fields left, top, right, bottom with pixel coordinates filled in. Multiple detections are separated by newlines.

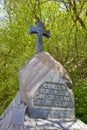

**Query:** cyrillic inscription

left=33, top=82, right=73, bottom=108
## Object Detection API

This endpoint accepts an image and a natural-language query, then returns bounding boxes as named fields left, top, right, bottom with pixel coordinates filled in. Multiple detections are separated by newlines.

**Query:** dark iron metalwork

left=29, top=21, right=50, bottom=53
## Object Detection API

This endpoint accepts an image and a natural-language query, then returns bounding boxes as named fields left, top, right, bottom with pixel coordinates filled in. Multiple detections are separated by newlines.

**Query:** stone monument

left=0, top=21, right=87, bottom=130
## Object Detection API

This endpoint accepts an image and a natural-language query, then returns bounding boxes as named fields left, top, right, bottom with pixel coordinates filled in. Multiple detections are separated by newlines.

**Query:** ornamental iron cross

left=29, top=21, right=50, bottom=53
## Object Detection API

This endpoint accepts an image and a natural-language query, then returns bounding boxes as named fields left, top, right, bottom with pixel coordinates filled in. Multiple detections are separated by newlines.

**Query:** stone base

left=24, top=116, right=87, bottom=130
left=0, top=92, right=87, bottom=130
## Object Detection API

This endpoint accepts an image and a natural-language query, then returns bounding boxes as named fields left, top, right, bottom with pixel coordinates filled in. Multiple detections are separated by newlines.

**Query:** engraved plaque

left=33, top=82, right=73, bottom=108
left=28, top=82, right=75, bottom=119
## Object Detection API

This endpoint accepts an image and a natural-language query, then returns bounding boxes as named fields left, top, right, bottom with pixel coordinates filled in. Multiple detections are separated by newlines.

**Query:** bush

left=73, top=79, right=87, bottom=123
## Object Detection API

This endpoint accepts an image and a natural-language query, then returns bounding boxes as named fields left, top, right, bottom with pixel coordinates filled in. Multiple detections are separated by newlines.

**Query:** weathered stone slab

left=0, top=111, right=12, bottom=130
left=11, top=105, right=27, bottom=125
left=23, top=117, right=87, bottom=130
left=9, top=124, right=24, bottom=130
left=4, top=92, right=20, bottom=115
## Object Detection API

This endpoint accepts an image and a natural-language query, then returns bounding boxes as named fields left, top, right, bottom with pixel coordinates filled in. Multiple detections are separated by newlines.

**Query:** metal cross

left=29, top=21, right=50, bottom=53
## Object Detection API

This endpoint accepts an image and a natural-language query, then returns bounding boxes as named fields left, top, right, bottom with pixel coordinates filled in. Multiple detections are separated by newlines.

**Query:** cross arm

left=43, top=30, right=50, bottom=38
left=29, top=25, right=38, bottom=34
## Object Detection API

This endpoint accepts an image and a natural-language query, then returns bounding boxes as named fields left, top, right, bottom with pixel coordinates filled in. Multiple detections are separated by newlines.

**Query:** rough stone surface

left=19, top=52, right=74, bottom=119
left=19, top=52, right=72, bottom=104
left=0, top=92, right=87, bottom=130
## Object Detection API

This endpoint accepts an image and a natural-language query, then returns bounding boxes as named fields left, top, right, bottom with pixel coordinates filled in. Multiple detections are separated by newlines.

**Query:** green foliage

left=73, top=79, right=87, bottom=123
left=0, top=0, right=87, bottom=123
